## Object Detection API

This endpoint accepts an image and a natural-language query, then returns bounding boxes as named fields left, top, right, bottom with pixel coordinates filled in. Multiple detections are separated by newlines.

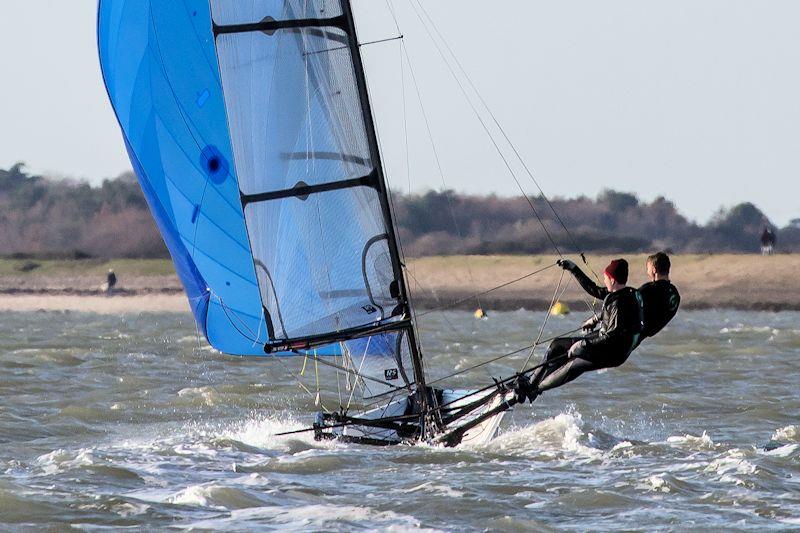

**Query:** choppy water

left=1, top=308, right=799, bottom=531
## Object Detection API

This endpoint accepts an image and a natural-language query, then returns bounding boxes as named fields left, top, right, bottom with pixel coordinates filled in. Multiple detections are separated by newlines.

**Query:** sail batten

left=213, top=15, right=347, bottom=36
left=240, top=171, right=377, bottom=206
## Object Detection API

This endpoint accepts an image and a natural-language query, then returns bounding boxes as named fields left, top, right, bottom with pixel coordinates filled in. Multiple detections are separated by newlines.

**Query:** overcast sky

left=1, top=1, right=798, bottom=226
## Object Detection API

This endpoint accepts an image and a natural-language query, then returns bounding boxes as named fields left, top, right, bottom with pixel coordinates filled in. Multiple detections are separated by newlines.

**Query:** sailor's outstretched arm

left=557, top=259, right=608, bottom=300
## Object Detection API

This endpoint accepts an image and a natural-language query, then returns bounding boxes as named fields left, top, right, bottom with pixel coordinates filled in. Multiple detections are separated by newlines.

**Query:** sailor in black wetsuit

left=516, top=259, right=643, bottom=403
left=564, top=251, right=680, bottom=344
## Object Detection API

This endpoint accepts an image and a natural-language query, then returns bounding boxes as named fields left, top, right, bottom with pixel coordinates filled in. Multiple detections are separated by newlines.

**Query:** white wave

left=173, top=442, right=218, bottom=458
left=704, top=449, right=757, bottom=485
left=665, top=431, right=716, bottom=450
left=773, top=425, right=798, bottom=441
left=487, top=411, right=600, bottom=458
left=107, top=501, right=152, bottom=518
left=35, top=448, right=96, bottom=475
left=638, top=473, right=670, bottom=493
left=168, top=484, right=225, bottom=508
left=217, top=414, right=333, bottom=452
left=719, top=325, right=776, bottom=334
left=177, top=386, right=221, bottom=406
left=177, top=503, right=439, bottom=531
left=403, top=481, right=464, bottom=498
left=764, top=443, right=799, bottom=458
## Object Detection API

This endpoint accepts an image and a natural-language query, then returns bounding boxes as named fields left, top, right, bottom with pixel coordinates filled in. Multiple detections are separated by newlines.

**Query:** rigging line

left=216, top=295, right=329, bottom=407
left=407, top=6, right=600, bottom=315
left=416, top=262, right=558, bottom=318
left=362, top=35, right=403, bottom=47
left=560, top=269, right=599, bottom=317
left=217, top=294, right=264, bottom=344
left=430, top=350, right=575, bottom=414
left=412, top=1, right=601, bottom=284
left=385, top=0, right=402, bottom=35
left=520, top=268, right=565, bottom=371
left=272, top=352, right=329, bottom=411
left=399, top=38, right=481, bottom=308
left=377, top=42, right=435, bottom=356
left=370, top=91, right=430, bottom=376
left=404, top=268, right=466, bottom=335
left=426, top=326, right=581, bottom=387
left=357, top=384, right=408, bottom=413
left=400, top=43, right=412, bottom=195
left=303, top=36, right=403, bottom=57
left=275, top=350, right=577, bottom=439
left=217, top=295, right=407, bottom=395
left=344, top=336, right=372, bottom=411
left=335, top=351, right=343, bottom=408
left=386, top=0, right=413, bottom=193
left=273, top=409, right=425, bottom=437
left=376, top=113, right=427, bottom=358
left=314, top=349, right=321, bottom=406
left=406, top=0, right=564, bottom=261
left=294, top=351, right=410, bottom=394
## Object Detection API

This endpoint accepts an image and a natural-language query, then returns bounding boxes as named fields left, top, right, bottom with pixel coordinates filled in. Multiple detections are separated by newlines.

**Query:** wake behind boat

left=98, top=0, right=585, bottom=447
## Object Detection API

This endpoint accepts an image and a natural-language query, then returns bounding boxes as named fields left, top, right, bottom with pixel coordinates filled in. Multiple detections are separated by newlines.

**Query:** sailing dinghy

left=98, top=0, right=576, bottom=446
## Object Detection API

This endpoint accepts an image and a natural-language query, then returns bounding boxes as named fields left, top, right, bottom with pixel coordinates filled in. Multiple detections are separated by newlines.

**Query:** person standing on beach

left=515, top=259, right=643, bottom=402
left=106, top=269, right=117, bottom=295
left=565, top=252, right=681, bottom=343
left=760, top=226, right=776, bottom=255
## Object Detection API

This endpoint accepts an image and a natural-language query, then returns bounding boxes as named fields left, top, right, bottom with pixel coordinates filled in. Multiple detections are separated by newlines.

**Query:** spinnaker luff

left=98, top=0, right=514, bottom=445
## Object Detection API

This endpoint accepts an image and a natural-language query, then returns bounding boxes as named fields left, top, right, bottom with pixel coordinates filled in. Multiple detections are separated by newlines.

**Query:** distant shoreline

left=0, top=291, right=796, bottom=314
left=0, top=254, right=796, bottom=313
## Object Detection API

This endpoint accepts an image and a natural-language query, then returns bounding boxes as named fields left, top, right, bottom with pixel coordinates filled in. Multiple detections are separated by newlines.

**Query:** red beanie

left=604, top=259, right=628, bottom=284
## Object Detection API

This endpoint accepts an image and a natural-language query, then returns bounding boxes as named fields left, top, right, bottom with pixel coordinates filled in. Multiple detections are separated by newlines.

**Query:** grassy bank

left=0, top=254, right=795, bottom=311
left=0, top=258, right=174, bottom=277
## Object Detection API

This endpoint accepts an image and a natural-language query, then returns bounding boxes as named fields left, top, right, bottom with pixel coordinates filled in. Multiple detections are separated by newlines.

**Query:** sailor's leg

left=530, top=337, right=581, bottom=387
left=537, top=357, right=602, bottom=392
left=515, top=337, right=584, bottom=404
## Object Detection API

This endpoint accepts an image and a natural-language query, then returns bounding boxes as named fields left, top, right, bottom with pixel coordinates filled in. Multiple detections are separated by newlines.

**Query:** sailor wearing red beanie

left=604, top=259, right=628, bottom=285
left=515, top=257, right=643, bottom=403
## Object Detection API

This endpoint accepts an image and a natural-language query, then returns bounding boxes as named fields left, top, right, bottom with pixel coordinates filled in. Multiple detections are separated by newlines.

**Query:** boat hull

left=314, top=388, right=513, bottom=447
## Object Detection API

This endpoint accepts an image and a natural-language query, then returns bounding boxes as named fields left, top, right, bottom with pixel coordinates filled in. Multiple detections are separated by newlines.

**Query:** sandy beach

left=0, top=254, right=796, bottom=313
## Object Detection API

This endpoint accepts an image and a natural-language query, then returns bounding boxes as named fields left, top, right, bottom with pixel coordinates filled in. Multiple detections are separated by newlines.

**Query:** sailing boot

left=513, top=375, right=533, bottom=404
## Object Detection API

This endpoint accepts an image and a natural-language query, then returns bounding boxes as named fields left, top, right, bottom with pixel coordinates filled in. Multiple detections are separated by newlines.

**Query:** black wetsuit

left=638, top=279, right=681, bottom=339
left=570, top=266, right=680, bottom=342
left=532, top=286, right=643, bottom=392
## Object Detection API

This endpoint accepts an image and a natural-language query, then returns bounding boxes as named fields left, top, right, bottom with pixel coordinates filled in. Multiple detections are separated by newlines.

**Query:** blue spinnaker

left=99, top=1, right=278, bottom=355
left=99, top=1, right=413, bottom=389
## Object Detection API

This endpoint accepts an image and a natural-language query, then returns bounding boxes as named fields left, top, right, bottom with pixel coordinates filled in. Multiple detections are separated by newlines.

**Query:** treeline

left=1, top=163, right=797, bottom=259
left=0, top=163, right=165, bottom=258
left=395, top=189, right=800, bottom=256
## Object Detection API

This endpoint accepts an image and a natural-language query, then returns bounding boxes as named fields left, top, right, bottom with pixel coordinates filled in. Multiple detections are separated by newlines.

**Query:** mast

left=340, top=0, right=430, bottom=414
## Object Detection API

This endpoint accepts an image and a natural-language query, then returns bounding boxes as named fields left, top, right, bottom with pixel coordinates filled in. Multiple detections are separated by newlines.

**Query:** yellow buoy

left=474, top=308, right=487, bottom=319
left=550, top=301, right=570, bottom=316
